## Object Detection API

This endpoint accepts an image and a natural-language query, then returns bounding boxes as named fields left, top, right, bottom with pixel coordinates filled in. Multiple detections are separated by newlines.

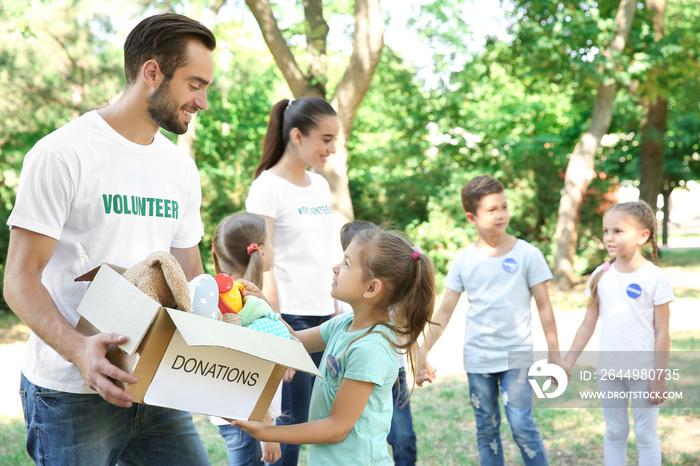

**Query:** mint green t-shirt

left=307, top=312, right=398, bottom=465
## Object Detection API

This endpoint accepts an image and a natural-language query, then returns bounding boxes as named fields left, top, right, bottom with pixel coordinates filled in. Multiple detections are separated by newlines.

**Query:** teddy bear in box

left=123, top=251, right=290, bottom=339
left=122, top=251, right=192, bottom=312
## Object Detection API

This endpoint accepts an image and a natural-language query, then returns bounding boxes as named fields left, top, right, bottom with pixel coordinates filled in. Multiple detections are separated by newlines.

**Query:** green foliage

left=348, top=48, right=434, bottom=229
left=194, top=20, right=286, bottom=267
left=394, top=28, right=611, bottom=279
left=598, top=0, right=700, bottom=192
left=2, top=0, right=698, bottom=307
left=0, top=0, right=124, bottom=311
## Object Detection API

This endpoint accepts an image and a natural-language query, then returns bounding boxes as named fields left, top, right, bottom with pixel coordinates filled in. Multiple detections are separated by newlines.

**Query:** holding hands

left=416, top=362, right=437, bottom=387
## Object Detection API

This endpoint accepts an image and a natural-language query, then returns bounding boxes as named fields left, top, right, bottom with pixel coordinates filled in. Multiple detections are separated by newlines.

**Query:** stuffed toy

left=215, top=274, right=245, bottom=314
left=188, top=274, right=220, bottom=320
left=194, top=273, right=290, bottom=338
left=238, top=296, right=291, bottom=339
left=122, top=251, right=192, bottom=312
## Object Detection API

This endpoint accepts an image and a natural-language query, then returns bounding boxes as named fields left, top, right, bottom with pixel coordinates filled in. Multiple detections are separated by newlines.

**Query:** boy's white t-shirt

left=246, top=170, right=334, bottom=316
left=586, top=261, right=674, bottom=353
left=7, top=110, right=204, bottom=393
left=445, top=239, right=553, bottom=373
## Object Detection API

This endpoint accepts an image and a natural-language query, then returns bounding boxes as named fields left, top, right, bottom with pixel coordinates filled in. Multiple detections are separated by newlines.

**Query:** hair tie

left=247, top=243, right=260, bottom=255
left=286, top=98, right=295, bottom=109
left=211, top=244, right=216, bottom=254
left=412, top=245, right=422, bottom=261
left=601, top=261, right=611, bottom=271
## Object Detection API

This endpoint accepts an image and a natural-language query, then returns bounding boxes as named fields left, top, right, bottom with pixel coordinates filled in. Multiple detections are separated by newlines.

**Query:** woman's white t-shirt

left=246, top=170, right=334, bottom=316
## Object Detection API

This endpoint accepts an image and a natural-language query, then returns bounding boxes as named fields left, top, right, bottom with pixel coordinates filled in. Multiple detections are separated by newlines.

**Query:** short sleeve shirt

left=246, top=170, right=334, bottom=316
left=307, top=312, right=398, bottom=465
left=587, top=261, right=674, bottom=353
left=7, top=111, right=203, bottom=393
left=445, top=240, right=553, bottom=373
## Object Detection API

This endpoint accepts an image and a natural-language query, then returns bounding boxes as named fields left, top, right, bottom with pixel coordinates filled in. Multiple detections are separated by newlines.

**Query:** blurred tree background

left=1, top=0, right=699, bottom=312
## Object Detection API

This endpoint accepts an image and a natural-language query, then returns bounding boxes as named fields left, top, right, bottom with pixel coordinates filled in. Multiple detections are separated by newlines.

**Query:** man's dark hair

left=123, top=13, right=216, bottom=85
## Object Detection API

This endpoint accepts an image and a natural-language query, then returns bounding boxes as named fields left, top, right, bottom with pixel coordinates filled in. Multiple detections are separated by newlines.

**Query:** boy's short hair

left=461, top=175, right=505, bottom=214
left=340, top=220, right=379, bottom=250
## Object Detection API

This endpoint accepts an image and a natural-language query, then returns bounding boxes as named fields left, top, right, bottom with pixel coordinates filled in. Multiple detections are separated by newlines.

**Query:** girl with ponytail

left=564, top=200, right=674, bottom=466
left=210, top=212, right=279, bottom=465
left=231, top=229, right=437, bottom=466
left=245, top=97, right=339, bottom=464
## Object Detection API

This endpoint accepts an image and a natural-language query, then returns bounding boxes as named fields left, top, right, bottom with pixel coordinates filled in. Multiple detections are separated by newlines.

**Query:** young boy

left=416, top=175, right=563, bottom=466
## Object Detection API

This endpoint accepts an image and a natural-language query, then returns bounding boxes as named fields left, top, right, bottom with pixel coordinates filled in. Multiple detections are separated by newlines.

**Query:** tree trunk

left=303, top=0, right=329, bottom=96
left=246, top=0, right=384, bottom=223
left=325, top=0, right=384, bottom=222
left=244, top=0, right=324, bottom=98
left=552, top=0, right=637, bottom=289
left=639, top=96, right=668, bottom=208
left=638, top=0, right=667, bottom=210
left=661, top=183, right=672, bottom=246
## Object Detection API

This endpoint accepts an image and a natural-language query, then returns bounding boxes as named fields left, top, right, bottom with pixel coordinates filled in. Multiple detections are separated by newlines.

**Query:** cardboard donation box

left=76, top=264, right=321, bottom=421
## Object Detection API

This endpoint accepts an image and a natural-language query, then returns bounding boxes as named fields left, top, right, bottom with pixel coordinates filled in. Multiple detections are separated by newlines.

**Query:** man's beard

left=147, top=79, right=189, bottom=135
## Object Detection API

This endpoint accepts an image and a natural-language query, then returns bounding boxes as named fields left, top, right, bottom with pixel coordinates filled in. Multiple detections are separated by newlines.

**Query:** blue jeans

left=387, top=368, right=417, bottom=466
left=467, top=370, right=548, bottom=466
left=20, top=373, right=209, bottom=466
left=218, top=424, right=263, bottom=466
left=273, top=314, right=330, bottom=466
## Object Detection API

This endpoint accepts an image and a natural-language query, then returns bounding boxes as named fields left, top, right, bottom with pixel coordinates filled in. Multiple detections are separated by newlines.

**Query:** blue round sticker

left=626, top=283, right=642, bottom=299
left=326, top=354, right=339, bottom=378
left=502, top=258, right=518, bottom=273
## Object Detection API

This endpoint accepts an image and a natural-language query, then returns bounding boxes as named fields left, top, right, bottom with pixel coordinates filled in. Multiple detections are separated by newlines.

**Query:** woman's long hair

left=254, top=97, right=336, bottom=178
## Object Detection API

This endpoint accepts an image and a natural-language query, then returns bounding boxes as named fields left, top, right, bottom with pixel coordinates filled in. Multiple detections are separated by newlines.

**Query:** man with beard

left=4, top=14, right=216, bottom=465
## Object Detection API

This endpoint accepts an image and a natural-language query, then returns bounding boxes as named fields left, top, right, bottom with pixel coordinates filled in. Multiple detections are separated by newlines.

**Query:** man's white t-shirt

left=7, top=110, right=204, bottom=393
left=445, top=239, right=553, bottom=373
left=246, top=170, right=334, bottom=316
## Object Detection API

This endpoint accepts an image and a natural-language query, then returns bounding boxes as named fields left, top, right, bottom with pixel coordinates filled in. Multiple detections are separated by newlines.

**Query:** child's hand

left=237, top=279, right=271, bottom=304
left=548, top=354, right=571, bottom=380
left=562, top=352, right=578, bottom=375
left=648, top=378, right=668, bottom=405
left=416, top=363, right=437, bottom=387
left=230, top=419, right=266, bottom=439
left=261, top=441, right=281, bottom=463
left=283, top=367, right=296, bottom=383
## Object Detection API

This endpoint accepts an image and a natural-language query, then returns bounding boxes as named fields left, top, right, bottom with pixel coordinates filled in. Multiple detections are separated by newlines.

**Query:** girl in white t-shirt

left=231, top=229, right=437, bottom=466
left=564, top=201, right=674, bottom=466
left=245, top=96, right=339, bottom=464
left=210, top=212, right=281, bottom=465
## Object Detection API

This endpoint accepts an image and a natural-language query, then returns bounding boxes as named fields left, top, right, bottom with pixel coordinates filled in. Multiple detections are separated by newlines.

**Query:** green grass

left=400, top=330, right=699, bottom=466
left=658, top=247, right=700, bottom=268
left=0, top=418, right=30, bottom=466
left=7, top=335, right=694, bottom=466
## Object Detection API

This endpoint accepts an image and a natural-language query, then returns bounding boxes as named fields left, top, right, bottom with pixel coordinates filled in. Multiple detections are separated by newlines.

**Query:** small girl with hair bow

left=232, top=228, right=437, bottom=466
left=210, top=211, right=281, bottom=465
